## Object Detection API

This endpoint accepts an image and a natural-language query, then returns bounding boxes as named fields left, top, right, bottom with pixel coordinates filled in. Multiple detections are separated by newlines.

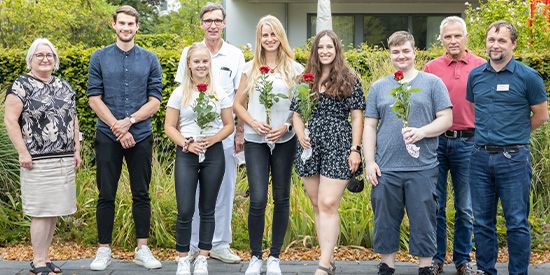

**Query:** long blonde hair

left=181, top=43, right=217, bottom=106
left=245, top=15, right=297, bottom=96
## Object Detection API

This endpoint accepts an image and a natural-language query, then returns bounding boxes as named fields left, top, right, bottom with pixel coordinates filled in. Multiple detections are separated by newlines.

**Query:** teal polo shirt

left=466, top=58, right=547, bottom=146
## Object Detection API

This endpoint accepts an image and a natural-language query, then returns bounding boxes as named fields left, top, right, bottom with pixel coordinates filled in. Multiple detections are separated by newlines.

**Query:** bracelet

left=350, top=149, right=361, bottom=154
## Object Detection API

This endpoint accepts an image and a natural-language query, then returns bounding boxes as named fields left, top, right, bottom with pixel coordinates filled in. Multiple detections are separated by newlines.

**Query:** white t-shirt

left=166, top=85, right=232, bottom=138
left=242, top=60, right=304, bottom=143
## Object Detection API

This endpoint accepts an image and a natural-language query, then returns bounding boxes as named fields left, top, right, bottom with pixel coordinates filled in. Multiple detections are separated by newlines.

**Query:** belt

left=443, top=129, right=475, bottom=138
left=477, top=144, right=527, bottom=153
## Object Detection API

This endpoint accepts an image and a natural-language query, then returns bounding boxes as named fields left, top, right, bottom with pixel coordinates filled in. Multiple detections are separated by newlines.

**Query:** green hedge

left=1, top=45, right=549, bottom=144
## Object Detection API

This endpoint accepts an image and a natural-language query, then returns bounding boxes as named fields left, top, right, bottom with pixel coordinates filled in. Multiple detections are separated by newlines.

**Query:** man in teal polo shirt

left=466, top=20, right=548, bottom=275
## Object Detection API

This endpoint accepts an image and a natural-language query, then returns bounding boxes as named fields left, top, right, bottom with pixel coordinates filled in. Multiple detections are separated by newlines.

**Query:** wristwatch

left=284, top=122, right=293, bottom=132
left=129, top=115, right=136, bottom=124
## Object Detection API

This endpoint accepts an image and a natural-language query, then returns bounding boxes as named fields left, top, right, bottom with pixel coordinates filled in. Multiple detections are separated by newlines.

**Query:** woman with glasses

left=233, top=15, right=303, bottom=275
left=4, top=38, right=81, bottom=275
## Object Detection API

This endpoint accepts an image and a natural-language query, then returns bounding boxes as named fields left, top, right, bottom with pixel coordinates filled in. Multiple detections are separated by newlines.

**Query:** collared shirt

left=175, top=40, right=245, bottom=149
left=466, top=58, right=547, bottom=145
left=175, top=40, right=245, bottom=103
left=424, top=50, right=486, bottom=130
left=87, top=44, right=163, bottom=143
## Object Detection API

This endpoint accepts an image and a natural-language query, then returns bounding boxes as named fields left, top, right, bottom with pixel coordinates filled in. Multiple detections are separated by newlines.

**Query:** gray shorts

left=371, top=167, right=438, bottom=257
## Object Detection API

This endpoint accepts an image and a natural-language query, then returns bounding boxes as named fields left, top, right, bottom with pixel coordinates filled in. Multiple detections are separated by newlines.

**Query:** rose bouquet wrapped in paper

left=292, top=73, right=316, bottom=163
left=256, top=65, right=288, bottom=153
left=192, top=83, right=219, bottom=162
left=390, top=71, right=421, bottom=158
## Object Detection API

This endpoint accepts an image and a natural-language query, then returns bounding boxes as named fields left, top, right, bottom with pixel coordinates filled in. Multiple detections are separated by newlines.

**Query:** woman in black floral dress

left=4, top=38, right=81, bottom=275
left=290, top=30, right=365, bottom=275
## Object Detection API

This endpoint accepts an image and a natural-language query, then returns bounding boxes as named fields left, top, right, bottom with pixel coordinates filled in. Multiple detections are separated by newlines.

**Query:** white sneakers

left=90, top=247, right=112, bottom=271
left=245, top=256, right=282, bottom=275
left=245, top=256, right=263, bottom=275
left=176, top=255, right=192, bottom=275
left=91, top=245, right=162, bottom=271
left=266, top=256, right=282, bottom=275
left=193, top=255, right=209, bottom=275
left=210, top=247, right=241, bottom=263
left=134, top=245, right=162, bottom=269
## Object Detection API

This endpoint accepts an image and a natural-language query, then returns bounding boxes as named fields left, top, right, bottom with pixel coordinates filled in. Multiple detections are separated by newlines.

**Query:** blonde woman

left=165, top=43, right=234, bottom=275
left=233, top=15, right=303, bottom=275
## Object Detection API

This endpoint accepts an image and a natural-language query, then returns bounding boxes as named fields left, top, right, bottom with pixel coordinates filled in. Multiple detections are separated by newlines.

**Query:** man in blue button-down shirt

left=87, top=5, right=163, bottom=271
left=466, top=20, right=548, bottom=275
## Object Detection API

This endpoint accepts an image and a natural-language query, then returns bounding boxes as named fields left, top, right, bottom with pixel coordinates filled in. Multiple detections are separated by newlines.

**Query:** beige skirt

left=20, top=156, right=76, bottom=217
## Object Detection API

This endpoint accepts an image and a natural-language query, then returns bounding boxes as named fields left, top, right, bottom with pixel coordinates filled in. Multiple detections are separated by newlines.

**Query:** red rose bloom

left=259, top=65, right=270, bottom=74
left=303, top=73, right=314, bottom=83
left=394, top=71, right=404, bottom=81
left=197, top=83, right=208, bottom=92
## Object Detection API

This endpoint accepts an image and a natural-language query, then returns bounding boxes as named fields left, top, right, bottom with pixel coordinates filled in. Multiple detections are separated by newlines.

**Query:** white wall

left=225, top=1, right=467, bottom=48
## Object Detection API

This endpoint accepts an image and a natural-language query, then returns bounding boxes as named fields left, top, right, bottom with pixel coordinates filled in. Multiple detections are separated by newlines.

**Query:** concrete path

left=1, top=259, right=549, bottom=274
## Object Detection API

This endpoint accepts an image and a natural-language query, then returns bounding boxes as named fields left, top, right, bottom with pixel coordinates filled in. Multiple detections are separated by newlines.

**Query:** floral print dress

left=290, top=79, right=366, bottom=180
left=7, top=74, right=76, bottom=159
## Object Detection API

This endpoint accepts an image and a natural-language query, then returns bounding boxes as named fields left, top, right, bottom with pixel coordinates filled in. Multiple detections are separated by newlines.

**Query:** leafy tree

left=150, top=0, right=217, bottom=43
left=0, top=0, right=115, bottom=48
left=465, top=0, right=550, bottom=54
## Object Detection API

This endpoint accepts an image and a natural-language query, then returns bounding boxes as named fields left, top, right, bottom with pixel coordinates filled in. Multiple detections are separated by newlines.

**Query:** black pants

left=95, top=131, right=152, bottom=244
left=175, top=142, right=225, bottom=252
left=244, top=137, right=296, bottom=258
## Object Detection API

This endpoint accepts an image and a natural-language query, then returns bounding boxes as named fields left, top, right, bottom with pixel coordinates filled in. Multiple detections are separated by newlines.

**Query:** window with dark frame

left=308, top=13, right=458, bottom=49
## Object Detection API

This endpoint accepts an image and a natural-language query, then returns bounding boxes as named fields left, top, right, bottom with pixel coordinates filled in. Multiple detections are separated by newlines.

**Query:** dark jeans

left=434, top=136, right=474, bottom=266
left=470, top=145, right=532, bottom=275
left=175, top=142, right=225, bottom=252
left=95, top=131, right=152, bottom=244
left=245, top=137, right=296, bottom=259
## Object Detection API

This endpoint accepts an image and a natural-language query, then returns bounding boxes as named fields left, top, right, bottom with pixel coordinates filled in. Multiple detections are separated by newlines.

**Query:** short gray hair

left=439, top=16, right=468, bottom=38
left=200, top=2, right=226, bottom=20
left=26, top=38, right=60, bottom=71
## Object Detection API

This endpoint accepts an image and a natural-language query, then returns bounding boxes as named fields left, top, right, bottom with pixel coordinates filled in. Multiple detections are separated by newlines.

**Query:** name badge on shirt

left=496, top=84, right=510, bottom=92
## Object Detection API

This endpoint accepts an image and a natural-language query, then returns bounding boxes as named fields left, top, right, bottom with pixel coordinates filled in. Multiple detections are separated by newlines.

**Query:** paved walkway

left=1, top=259, right=549, bottom=274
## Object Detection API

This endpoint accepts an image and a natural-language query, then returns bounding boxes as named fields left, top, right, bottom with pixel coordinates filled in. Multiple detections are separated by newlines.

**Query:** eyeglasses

left=34, top=53, right=55, bottom=60
left=202, top=19, right=224, bottom=26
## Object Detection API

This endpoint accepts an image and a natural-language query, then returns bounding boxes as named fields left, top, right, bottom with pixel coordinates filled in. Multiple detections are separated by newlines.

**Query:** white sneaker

left=176, top=255, right=192, bottom=275
left=134, top=245, right=162, bottom=269
left=193, top=255, right=209, bottom=275
left=210, top=247, right=241, bottom=263
left=266, top=256, right=282, bottom=275
left=90, top=247, right=112, bottom=271
left=245, top=256, right=263, bottom=275
left=188, top=247, right=199, bottom=261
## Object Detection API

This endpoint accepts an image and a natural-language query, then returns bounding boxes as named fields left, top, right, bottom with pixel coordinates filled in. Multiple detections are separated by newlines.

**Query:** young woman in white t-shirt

left=233, top=15, right=303, bottom=275
left=164, top=43, right=234, bottom=275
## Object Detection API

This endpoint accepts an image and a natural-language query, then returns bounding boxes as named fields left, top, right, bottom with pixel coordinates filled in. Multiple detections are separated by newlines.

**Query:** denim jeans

left=244, top=137, right=296, bottom=258
left=470, top=145, right=532, bottom=275
left=433, top=136, right=474, bottom=266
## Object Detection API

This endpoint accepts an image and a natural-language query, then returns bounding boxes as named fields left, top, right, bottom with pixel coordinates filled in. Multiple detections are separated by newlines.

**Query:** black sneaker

left=377, top=263, right=395, bottom=275
left=456, top=262, right=475, bottom=275
left=418, top=266, right=434, bottom=275
left=432, top=261, right=444, bottom=275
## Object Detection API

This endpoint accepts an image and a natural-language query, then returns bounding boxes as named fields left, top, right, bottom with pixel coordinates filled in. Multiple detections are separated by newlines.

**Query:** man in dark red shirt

left=424, top=16, right=485, bottom=275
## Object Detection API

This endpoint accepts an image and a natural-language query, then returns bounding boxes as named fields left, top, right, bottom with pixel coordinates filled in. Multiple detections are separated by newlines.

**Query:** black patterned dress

left=290, top=79, right=366, bottom=180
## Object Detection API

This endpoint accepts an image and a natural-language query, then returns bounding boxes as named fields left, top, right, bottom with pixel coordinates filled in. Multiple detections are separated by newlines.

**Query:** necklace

left=29, top=71, right=53, bottom=83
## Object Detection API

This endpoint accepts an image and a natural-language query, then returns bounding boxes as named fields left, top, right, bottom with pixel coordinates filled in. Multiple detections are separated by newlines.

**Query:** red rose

left=394, top=71, right=404, bottom=81
left=303, top=73, right=314, bottom=83
left=259, top=65, right=270, bottom=74
left=197, top=83, right=208, bottom=92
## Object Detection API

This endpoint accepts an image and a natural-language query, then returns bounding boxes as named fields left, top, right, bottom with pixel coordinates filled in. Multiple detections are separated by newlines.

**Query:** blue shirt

left=87, top=44, right=162, bottom=143
left=466, top=58, right=547, bottom=145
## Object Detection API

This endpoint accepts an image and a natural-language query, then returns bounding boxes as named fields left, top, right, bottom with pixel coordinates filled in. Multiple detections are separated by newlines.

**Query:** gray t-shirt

left=365, top=72, right=452, bottom=172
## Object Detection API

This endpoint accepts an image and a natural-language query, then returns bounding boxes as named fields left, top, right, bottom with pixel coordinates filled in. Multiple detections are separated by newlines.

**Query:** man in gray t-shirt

left=362, top=31, right=452, bottom=275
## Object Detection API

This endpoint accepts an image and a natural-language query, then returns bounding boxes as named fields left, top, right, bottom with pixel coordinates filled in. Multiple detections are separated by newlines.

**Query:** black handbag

left=346, top=174, right=364, bottom=193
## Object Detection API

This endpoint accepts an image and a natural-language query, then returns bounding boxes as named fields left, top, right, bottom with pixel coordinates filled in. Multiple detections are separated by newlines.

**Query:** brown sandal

left=317, top=265, right=336, bottom=275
